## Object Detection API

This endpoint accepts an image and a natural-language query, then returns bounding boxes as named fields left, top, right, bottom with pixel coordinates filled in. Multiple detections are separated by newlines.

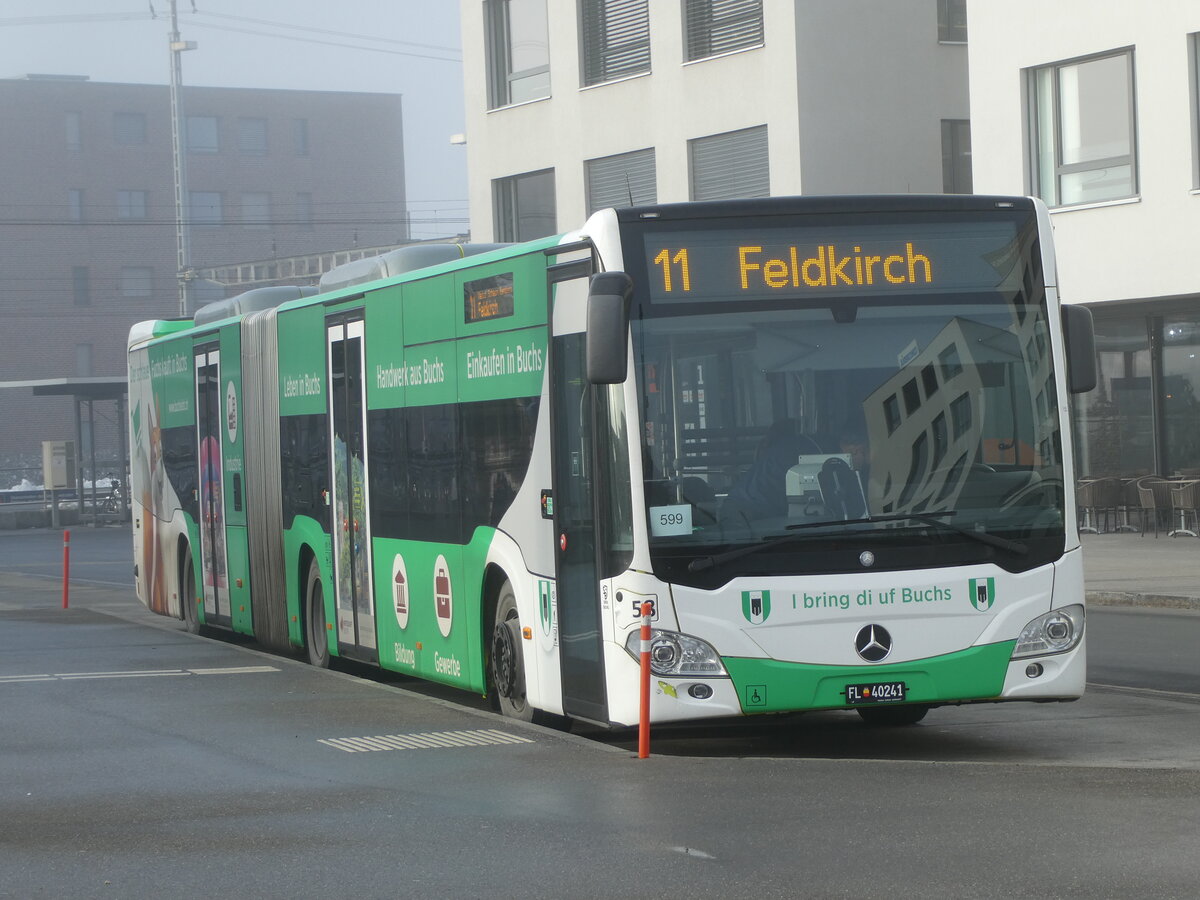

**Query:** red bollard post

left=638, top=599, right=654, bottom=759
left=62, top=530, right=71, bottom=610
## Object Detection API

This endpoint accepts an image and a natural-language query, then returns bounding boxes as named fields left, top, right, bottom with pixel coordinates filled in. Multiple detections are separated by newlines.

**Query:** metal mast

left=167, top=0, right=196, bottom=316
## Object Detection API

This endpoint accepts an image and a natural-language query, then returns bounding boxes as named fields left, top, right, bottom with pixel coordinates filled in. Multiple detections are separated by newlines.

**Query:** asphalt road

left=1, top=526, right=1198, bottom=898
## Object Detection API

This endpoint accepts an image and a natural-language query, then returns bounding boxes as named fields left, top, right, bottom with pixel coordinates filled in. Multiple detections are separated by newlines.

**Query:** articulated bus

left=128, top=194, right=1096, bottom=728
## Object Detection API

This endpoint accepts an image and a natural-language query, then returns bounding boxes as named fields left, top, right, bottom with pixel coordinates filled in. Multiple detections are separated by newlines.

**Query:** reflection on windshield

left=634, top=297, right=1065, bottom=567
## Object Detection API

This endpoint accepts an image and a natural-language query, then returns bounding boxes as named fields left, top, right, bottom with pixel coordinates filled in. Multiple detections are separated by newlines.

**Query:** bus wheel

left=857, top=704, right=929, bottom=726
left=490, top=582, right=533, bottom=721
left=305, top=560, right=330, bottom=669
left=181, top=552, right=200, bottom=635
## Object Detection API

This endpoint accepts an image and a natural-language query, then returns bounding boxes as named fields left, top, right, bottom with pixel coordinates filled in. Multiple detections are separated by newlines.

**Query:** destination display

left=463, top=272, right=514, bottom=324
left=642, top=219, right=1024, bottom=303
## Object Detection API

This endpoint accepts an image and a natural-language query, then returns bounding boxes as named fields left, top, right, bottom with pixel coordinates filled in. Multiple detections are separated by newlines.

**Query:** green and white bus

left=128, top=194, right=1095, bottom=727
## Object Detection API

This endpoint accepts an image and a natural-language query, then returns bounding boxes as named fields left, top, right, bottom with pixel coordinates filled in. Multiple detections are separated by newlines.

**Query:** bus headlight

left=1012, top=604, right=1084, bottom=658
left=624, top=628, right=727, bottom=677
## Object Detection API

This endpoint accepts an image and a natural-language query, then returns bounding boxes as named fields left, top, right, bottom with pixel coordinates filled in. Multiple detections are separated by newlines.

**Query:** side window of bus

left=280, top=414, right=329, bottom=530
left=407, top=404, right=462, bottom=544
left=161, top=424, right=198, bottom=523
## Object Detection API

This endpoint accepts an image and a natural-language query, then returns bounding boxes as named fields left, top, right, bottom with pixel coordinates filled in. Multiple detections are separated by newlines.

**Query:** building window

left=294, top=118, right=309, bottom=156
left=68, top=189, right=84, bottom=223
left=485, top=0, right=550, bottom=108
left=117, top=190, right=148, bottom=220
left=75, top=343, right=93, bottom=378
left=1192, top=34, right=1200, bottom=188
left=1029, top=49, right=1137, bottom=207
left=72, top=267, right=90, bottom=306
left=120, top=266, right=154, bottom=297
left=187, top=116, right=220, bottom=153
left=937, top=0, right=967, bottom=43
left=580, top=0, right=650, bottom=87
left=114, top=112, right=146, bottom=145
left=941, top=119, right=972, bottom=194
left=494, top=169, right=556, bottom=241
left=689, top=125, right=769, bottom=200
left=683, top=0, right=763, bottom=62
left=296, top=192, right=314, bottom=230
left=65, top=112, right=82, bottom=151
left=585, top=147, right=656, bottom=213
left=189, top=191, right=223, bottom=226
left=237, top=117, right=268, bottom=155
left=242, top=192, right=270, bottom=229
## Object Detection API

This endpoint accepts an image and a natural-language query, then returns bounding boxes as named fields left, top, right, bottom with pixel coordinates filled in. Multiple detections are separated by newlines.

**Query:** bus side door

left=326, top=314, right=378, bottom=662
left=549, top=266, right=608, bottom=723
left=194, top=343, right=230, bottom=627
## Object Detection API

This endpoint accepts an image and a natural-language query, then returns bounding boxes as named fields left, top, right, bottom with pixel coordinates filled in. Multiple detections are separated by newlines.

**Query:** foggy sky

left=0, top=0, right=468, bottom=239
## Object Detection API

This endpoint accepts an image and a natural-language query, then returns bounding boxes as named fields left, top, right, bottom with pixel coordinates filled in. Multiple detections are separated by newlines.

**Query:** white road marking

left=319, top=728, right=536, bottom=753
left=0, top=665, right=279, bottom=683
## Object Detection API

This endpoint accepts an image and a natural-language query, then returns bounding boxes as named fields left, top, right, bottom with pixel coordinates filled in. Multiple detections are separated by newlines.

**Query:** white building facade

left=459, top=0, right=971, bottom=242
left=969, top=0, right=1200, bottom=478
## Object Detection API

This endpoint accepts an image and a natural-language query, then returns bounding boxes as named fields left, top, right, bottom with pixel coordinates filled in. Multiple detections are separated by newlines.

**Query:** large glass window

left=485, top=0, right=550, bottom=108
left=67, top=189, right=84, bottom=223
left=1161, top=316, right=1200, bottom=475
left=186, top=116, right=220, bottom=154
left=941, top=119, right=972, bottom=194
left=65, top=112, right=81, bottom=151
left=937, top=0, right=967, bottom=43
left=120, top=266, right=154, bottom=297
left=237, top=117, right=268, bottom=155
left=114, top=112, right=146, bottom=146
left=689, top=125, right=769, bottom=201
left=1071, top=317, right=1152, bottom=477
left=117, top=190, right=148, bottom=220
left=580, top=0, right=650, bottom=86
left=241, top=192, right=270, bottom=229
left=622, top=208, right=1064, bottom=583
left=585, top=147, right=656, bottom=213
left=1029, top=50, right=1137, bottom=207
left=494, top=169, right=556, bottom=241
left=683, top=0, right=763, bottom=62
left=72, top=266, right=90, bottom=306
left=189, top=191, right=223, bottom=226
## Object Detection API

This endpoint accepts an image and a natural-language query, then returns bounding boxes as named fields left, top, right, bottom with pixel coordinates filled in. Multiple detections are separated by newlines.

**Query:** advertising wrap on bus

left=128, top=196, right=1092, bottom=731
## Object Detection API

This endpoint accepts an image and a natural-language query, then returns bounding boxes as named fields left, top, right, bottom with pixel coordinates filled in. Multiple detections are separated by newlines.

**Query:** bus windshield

left=623, top=207, right=1066, bottom=584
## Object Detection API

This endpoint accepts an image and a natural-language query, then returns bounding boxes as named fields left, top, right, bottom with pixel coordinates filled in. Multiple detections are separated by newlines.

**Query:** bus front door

left=326, top=315, right=377, bottom=663
left=550, top=269, right=608, bottom=723
left=194, top=344, right=230, bottom=627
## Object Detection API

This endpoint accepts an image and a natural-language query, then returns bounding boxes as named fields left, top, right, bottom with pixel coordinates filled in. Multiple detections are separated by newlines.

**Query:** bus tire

left=856, top=704, right=929, bottom=726
left=181, top=551, right=200, bottom=635
left=490, top=581, right=535, bottom=721
left=305, top=559, right=330, bottom=669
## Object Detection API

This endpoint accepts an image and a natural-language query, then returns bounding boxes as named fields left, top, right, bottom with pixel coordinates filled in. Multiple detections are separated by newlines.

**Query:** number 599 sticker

left=648, top=504, right=692, bottom=537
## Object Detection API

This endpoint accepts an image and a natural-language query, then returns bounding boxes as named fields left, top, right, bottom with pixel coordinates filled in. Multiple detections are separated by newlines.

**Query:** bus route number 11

left=653, top=248, right=692, bottom=293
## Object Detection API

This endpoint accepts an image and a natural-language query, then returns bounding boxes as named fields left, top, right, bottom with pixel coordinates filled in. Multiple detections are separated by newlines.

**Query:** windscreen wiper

left=687, top=511, right=1025, bottom=573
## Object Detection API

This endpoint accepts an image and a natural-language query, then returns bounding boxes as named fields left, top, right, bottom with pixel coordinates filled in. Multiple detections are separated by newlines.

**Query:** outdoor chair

left=1078, top=477, right=1119, bottom=533
left=1076, top=479, right=1100, bottom=533
left=1169, top=479, right=1200, bottom=537
left=1137, top=477, right=1171, bottom=538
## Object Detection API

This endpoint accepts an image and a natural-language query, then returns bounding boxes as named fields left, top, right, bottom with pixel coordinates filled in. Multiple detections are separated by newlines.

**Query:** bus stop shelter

left=0, top=376, right=129, bottom=525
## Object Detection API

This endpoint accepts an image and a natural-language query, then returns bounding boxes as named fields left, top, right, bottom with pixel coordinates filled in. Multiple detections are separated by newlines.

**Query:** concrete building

left=459, top=0, right=971, bottom=242
left=969, top=0, right=1200, bottom=478
left=0, top=76, right=406, bottom=473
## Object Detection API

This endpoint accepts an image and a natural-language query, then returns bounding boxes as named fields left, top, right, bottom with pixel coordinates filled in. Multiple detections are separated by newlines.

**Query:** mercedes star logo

left=854, top=624, right=893, bottom=662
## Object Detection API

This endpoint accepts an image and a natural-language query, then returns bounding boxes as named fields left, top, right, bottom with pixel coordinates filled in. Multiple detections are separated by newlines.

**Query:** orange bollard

left=638, top=599, right=654, bottom=759
left=62, top=530, right=71, bottom=610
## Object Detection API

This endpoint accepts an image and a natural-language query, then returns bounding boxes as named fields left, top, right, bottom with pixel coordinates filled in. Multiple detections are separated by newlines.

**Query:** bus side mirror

left=1061, top=304, right=1097, bottom=394
left=586, top=272, right=633, bottom=384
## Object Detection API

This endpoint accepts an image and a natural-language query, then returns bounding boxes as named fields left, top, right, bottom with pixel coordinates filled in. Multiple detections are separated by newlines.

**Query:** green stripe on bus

left=722, top=641, right=1015, bottom=713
